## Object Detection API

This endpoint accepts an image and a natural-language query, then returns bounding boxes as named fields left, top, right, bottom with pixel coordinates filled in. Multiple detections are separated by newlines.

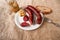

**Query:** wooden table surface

left=0, top=0, right=60, bottom=40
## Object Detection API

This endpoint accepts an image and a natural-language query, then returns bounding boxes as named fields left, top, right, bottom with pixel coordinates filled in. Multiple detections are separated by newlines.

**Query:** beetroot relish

left=20, top=22, right=30, bottom=27
left=23, top=15, right=29, bottom=21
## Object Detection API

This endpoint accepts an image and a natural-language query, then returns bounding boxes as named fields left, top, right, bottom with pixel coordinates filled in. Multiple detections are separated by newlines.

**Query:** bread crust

left=36, top=6, right=52, bottom=14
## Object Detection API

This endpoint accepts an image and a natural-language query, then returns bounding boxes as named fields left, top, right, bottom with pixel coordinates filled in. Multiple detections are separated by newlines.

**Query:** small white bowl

left=14, top=12, right=44, bottom=30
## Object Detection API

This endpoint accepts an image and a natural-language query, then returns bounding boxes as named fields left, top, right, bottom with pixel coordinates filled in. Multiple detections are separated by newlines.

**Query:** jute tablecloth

left=0, top=0, right=60, bottom=40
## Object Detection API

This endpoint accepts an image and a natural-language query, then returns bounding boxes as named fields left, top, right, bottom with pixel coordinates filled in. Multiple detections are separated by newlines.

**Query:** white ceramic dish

left=14, top=12, right=44, bottom=30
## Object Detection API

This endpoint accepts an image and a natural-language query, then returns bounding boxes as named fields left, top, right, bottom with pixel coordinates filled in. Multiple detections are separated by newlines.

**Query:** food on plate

left=18, top=9, right=26, bottom=16
left=20, top=22, right=30, bottom=27
left=23, top=15, right=29, bottom=21
left=27, top=5, right=42, bottom=24
left=36, top=6, right=52, bottom=14
left=37, top=15, right=42, bottom=24
left=25, top=8, right=33, bottom=24
left=14, top=5, right=52, bottom=27
left=19, top=5, right=43, bottom=27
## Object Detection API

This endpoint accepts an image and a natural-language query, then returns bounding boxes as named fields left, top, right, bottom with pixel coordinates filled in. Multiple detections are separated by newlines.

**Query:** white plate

left=14, top=12, right=44, bottom=30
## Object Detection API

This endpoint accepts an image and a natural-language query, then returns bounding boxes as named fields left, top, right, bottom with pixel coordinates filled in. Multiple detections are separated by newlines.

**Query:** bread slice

left=36, top=6, right=52, bottom=14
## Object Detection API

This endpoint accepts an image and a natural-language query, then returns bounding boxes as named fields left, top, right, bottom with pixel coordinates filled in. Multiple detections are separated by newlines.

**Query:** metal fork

left=44, top=17, right=60, bottom=27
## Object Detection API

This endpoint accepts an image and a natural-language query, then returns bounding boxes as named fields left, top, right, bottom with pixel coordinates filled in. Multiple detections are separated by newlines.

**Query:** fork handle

left=51, top=22, right=60, bottom=27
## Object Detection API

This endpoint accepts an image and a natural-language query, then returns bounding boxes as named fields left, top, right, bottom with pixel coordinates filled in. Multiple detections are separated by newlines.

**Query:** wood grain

left=0, top=0, right=60, bottom=40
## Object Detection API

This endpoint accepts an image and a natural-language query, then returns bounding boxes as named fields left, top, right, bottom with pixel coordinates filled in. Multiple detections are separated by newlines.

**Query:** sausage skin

left=27, top=5, right=42, bottom=24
